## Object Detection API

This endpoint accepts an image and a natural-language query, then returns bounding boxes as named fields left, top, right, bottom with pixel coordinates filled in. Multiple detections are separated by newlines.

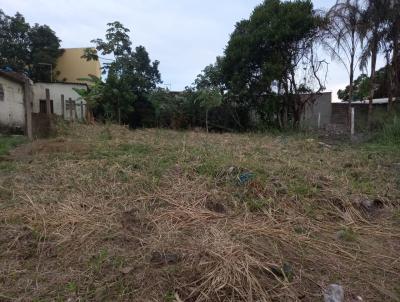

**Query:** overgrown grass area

left=378, top=114, right=400, bottom=146
left=0, top=135, right=26, bottom=156
left=0, top=124, right=400, bottom=301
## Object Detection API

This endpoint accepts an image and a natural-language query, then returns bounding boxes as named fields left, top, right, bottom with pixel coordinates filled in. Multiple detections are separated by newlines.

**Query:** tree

left=338, top=64, right=396, bottom=102
left=0, top=10, right=30, bottom=72
left=359, top=0, right=388, bottom=125
left=338, top=73, right=370, bottom=101
left=73, top=75, right=105, bottom=122
left=194, top=57, right=225, bottom=93
left=28, top=24, right=63, bottom=82
left=384, top=0, right=400, bottom=111
left=0, top=10, right=62, bottom=81
left=323, top=0, right=363, bottom=129
left=195, top=88, right=222, bottom=132
left=221, top=0, right=326, bottom=129
left=83, top=22, right=161, bottom=125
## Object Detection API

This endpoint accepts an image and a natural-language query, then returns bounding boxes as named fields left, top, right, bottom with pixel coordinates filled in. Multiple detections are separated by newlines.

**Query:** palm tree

left=323, top=0, right=363, bottom=131
left=359, top=0, right=388, bottom=125
left=385, top=0, right=400, bottom=111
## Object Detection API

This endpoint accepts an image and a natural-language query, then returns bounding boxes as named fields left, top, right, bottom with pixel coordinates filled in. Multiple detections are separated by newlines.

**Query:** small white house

left=32, top=82, right=88, bottom=121
left=0, top=71, right=27, bottom=131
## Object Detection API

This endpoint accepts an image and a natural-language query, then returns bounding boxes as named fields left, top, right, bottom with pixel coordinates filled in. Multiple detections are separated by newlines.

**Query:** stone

left=353, top=196, right=384, bottom=213
left=205, top=200, right=226, bottom=213
left=324, top=284, right=344, bottom=302
left=150, top=251, right=180, bottom=266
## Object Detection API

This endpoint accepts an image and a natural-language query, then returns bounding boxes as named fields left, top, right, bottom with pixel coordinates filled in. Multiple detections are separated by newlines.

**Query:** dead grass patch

left=0, top=124, right=399, bottom=301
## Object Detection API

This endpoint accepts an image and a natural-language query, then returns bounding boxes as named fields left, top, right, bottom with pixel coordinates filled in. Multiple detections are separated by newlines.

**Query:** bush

left=380, top=115, right=400, bottom=145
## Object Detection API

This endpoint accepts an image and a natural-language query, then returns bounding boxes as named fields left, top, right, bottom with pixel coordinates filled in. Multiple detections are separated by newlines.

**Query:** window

left=39, top=100, right=54, bottom=114
left=65, top=100, right=76, bottom=110
left=0, top=84, right=4, bottom=101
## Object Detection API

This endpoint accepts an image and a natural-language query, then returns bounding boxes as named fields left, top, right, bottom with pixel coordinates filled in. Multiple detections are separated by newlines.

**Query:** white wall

left=0, top=77, right=25, bottom=129
left=32, top=82, right=87, bottom=121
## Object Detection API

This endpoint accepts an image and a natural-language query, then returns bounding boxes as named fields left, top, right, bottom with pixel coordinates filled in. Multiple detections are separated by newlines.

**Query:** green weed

left=0, top=135, right=26, bottom=156
left=89, top=249, right=109, bottom=272
left=337, top=227, right=357, bottom=242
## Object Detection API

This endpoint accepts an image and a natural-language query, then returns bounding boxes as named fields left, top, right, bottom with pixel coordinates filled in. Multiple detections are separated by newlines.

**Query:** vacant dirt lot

left=1, top=124, right=400, bottom=301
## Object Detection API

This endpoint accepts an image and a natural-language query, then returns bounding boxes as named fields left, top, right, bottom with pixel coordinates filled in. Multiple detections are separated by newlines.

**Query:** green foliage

left=89, top=249, right=109, bottom=273
left=338, top=66, right=395, bottom=101
left=83, top=22, right=161, bottom=125
left=246, top=198, right=271, bottom=212
left=0, top=10, right=62, bottom=81
left=337, top=227, right=357, bottom=242
left=220, top=0, right=325, bottom=128
left=195, top=88, right=222, bottom=132
left=73, top=75, right=105, bottom=110
left=0, top=135, right=26, bottom=156
left=377, top=114, right=400, bottom=146
left=164, top=291, right=176, bottom=302
left=338, top=74, right=370, bottom=101
left=66, top=281, right=77, bottom=293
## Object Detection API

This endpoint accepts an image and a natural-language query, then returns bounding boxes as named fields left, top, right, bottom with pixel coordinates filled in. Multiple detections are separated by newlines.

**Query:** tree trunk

left=348, top=44, right=355, bottom=133
left=393, top=29, right=400, bottom=102
left=368, top=42, right=378, bottom=128
left=205, top=109, right=209, bottom=133
left=347, top=56, right=354, bottom=131
left=117, top=97, right=121, bottom=125
left=387, top=50, right=394, bottom=112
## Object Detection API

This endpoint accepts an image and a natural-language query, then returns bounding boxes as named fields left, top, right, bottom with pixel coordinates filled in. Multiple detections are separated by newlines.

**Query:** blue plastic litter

left=238, top=172, right=256, bottom=184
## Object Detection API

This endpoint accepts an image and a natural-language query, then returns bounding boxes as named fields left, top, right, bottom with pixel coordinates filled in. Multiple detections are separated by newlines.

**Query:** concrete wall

left=0, top=76, right=25, bottom=130
left=301, top=92, right=332, bottom=129
left=331, top=102, right=400, bottom=130
left=32, top=82, right=88, bottom=121
left=55, top=48, right=101, bottom=84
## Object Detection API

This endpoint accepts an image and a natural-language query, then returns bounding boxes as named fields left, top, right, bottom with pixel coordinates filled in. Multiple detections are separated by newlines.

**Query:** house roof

left=35, top=81, right=89, bottom=88
left=0, top=70, right=27, bottom=84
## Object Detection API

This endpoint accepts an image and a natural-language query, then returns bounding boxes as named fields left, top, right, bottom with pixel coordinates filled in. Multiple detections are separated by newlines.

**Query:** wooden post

left=45, top=88, right=51, bottom=115
left=69, top=97, right=73, bottom=122
left=61, top=94, right=65, bottom=119
left=80, top=101, right=84, bottom=121
left=351, top=107, right=355, bottom=136
left=317, top=112, right=321, bottom=129
left=24, top=80, right=33, bottom=140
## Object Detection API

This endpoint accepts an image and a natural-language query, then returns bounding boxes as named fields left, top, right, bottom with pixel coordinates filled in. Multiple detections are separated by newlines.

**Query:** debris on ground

left=238, top=171, right=256, bottom=185
left=323, top=284, right=344, bottom=302
left=353, top=196, right=385, bottom=213
left=205, top=200, right=226, bottom=213
left=150, top=251, right=181, bottom=266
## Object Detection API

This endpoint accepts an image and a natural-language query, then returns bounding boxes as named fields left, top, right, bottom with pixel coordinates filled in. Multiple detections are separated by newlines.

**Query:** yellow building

left=55, top=48, right=101, bottom=83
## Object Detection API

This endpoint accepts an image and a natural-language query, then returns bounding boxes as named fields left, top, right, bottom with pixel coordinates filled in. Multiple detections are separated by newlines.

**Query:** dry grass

left=1, top=123, right=400, bottom=301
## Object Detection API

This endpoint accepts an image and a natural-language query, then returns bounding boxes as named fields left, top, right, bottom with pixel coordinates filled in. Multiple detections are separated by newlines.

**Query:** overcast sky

left=2, top=0, right=376, bottom=101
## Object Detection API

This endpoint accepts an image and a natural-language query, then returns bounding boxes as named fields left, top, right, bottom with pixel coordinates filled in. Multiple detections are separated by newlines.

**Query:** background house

left=0, top=71, right=28, bottom=132
left=55, top=48, right=101, bottom=83
left=32, top=82, right=88, bottom=121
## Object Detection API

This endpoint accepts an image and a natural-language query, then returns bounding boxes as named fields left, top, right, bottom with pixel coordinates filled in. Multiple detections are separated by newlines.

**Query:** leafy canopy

left=0, top=10, right=62, bottom=82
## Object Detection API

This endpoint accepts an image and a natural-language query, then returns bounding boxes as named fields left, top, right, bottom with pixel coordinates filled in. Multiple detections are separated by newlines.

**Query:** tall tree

left=385, top=0, right=400, bottom=111
left=0, top=10, right=62, bottom=81
left=0, top=10, right=30, bottom=72
left=28, top=24, right=63, bottom=82
left=359, top=0, right=388, bottom=125
left=221, top=0, right=326, bottom=128
left=323, top=0, right=363, bottom=129
left=83, top=22, right=161, bottom=125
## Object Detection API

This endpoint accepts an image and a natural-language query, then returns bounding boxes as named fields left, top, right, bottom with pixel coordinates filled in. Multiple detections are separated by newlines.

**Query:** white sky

left=1, top=0, right=385, bottom=101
